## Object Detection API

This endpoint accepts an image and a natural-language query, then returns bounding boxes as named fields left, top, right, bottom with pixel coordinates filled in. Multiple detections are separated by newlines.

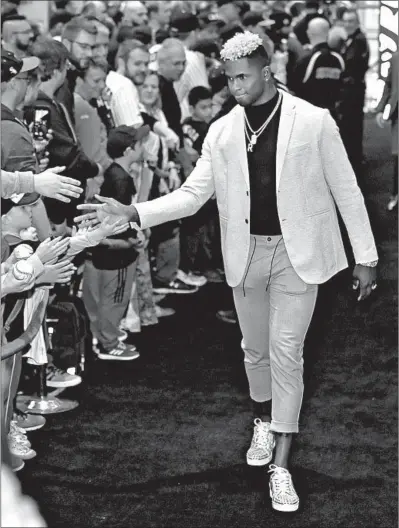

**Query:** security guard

left=290, top=17, right=344, bottom=121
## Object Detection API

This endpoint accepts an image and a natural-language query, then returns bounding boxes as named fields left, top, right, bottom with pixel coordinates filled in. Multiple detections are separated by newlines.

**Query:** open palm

left=74, top=195, right=133, bottom=226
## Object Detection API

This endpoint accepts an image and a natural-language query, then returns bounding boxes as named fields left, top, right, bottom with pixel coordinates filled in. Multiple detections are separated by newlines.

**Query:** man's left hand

left=352, top=264, right=377, bottom=301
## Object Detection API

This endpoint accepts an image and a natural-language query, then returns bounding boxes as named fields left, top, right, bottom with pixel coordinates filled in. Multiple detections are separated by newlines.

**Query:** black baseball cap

left=2, top=192, right=41, bottom=216
left=107, top=125, right=151, bottom=158
left=1, top=48, right=40, bottom=83
left=268, top=12, right=293, bottom=30
left=170, top=9, right=199, bottom=33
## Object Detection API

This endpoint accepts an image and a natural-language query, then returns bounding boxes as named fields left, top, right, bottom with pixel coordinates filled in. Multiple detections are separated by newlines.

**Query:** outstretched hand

left=74, top=195, right=137, bottom=225
left=34, top=166, right=83, bottom=203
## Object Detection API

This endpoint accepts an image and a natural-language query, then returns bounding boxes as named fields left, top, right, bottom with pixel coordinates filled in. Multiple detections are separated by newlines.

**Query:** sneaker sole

left=270, top=497, right=299, bottom=512
left=16, top=422, right=45, bottom=432
left=46, top=378, right=82, bottom=388
left=96, top=352, right=140, bottom=361
left=179, top=278, right=207, bottom=287
left=12, top=460, right=25, bottom=472
left=10, top=449, right=37, bottom=461
left=153, top=287, right=198, bottom=295
left=246, top=453, right=273, bottom=466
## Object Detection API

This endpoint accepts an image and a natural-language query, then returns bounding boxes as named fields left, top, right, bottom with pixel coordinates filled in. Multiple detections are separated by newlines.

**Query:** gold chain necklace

left=244, top=91, right=282, bottom=152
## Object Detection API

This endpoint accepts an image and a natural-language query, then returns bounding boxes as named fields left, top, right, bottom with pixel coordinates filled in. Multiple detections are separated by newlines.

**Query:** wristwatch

left=358, top=260, right=378, bottom=267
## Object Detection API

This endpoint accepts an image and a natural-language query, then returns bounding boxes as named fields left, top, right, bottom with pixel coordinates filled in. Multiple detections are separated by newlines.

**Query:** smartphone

left=24, top=106, right=51, bottom=141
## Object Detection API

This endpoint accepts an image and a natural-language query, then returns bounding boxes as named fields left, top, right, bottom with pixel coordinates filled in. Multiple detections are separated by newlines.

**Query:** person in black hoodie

left=83, top=125, right=150, bottom=361
left=56, top=15, right=98, bottom=123
left=28, top=37, right=101, bottom=232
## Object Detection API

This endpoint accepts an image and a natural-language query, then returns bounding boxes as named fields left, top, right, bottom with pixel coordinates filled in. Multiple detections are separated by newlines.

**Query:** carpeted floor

left=19, top=116, right=397, bottom=528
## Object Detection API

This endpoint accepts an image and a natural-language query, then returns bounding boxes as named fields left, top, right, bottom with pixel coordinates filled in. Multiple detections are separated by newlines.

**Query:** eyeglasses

left=73, top=41, right=95, bottom=51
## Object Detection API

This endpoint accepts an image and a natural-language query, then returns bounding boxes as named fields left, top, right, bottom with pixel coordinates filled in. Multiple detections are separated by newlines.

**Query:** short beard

left=17, top=40, right=32, bottom=52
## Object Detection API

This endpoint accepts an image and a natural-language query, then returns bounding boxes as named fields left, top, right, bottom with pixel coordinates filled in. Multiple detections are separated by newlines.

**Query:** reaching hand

left=95, top=215, right=130, bottom=238
left=164, top=129, right=180, bottom=151
left=2, top=268, right=36, bottom=297
left=168, top=166, right=181, bottom=191
left=37, top=259, right=76, bottom=285
left=75, top=195, right=136, bottom=225
left=30, top=126, right=53, bottom=154
left=34, top=166, right=83, bottom=203
left=35, top=236, right=70, bottom=264
left=375, top=112, right=386, bottom=128
left=37, top=152, right=50, bottom=172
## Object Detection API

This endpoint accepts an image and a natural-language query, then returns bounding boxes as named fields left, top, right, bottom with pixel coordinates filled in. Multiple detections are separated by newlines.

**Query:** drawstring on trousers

left=242, top=236, right=284, bottom=297
left=242, top=236, right=257, bottom=297
left=265, top=236, right=283, bottom=292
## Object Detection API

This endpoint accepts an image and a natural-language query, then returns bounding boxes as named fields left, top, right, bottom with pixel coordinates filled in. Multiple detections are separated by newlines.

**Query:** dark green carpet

left=19, top=117, right=397, bottom=528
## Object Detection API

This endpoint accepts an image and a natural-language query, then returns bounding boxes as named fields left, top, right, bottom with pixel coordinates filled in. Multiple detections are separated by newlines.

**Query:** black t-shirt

left=182, top=117, right=209, bottom=155
left=91, top=162, right=138, bottom=270
left=245, top=91, right=282, bottom=236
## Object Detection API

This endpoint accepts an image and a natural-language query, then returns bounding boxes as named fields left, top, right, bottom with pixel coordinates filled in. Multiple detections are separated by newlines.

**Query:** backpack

left=46, top=296, right=91, bottom=373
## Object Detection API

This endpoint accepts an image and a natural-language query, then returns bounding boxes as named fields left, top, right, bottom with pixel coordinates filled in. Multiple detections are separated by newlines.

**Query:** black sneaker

left=153, top=278, right=198, bottom=295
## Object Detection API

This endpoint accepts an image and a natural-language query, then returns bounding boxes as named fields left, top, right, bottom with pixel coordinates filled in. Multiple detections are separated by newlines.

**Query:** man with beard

left=56, top=15, right=98, bottom=123
left=106, top=39, right=147, bottom=127
left=76, top=32, right=378, bottom=512
left=120, top=1, right=148, bottom=27
left=2, top=16, right=34, bottom=58
left=30, top=37, right=101, bottom=231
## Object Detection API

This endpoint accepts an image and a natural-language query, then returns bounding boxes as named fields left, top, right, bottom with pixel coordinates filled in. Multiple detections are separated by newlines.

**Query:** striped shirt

left=174, top=48, right=209, bottom=121
left=106, top=70, right=144, bottom=128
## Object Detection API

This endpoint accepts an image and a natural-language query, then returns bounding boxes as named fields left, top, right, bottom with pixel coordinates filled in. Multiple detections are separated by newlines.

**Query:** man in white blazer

left=76, top=32, right=378, bottom=513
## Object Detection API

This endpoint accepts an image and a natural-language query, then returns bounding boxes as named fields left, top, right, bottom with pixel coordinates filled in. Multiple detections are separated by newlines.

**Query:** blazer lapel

left=276, top=93, right=296, bottom=193
left=229, top=106, right=250, bottom=187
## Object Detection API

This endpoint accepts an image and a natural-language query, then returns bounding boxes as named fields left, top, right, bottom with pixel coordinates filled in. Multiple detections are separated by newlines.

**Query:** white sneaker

left=268, top=464, right=299, bottom=512
left=387, top=195, right=398, bottom=211
left=246, top=418, right=275, bottom=466
left=177, top=269, right=207, bottom=287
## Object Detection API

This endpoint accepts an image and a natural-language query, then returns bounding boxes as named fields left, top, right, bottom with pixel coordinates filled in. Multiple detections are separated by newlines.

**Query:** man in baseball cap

left=1, top=47, right=39, bottom=82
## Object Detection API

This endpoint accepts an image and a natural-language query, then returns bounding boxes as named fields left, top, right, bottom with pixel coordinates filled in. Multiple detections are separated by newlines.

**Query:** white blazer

left=135, top=91, right=378, bottom=287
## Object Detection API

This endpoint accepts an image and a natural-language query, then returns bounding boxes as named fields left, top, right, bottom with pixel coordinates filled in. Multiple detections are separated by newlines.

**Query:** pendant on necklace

left=247, top=134, right=257, bottom=152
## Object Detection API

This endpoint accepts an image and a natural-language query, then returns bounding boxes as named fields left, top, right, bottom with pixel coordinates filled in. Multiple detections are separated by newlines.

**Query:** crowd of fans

left=1, top=0, right=396, bottom=525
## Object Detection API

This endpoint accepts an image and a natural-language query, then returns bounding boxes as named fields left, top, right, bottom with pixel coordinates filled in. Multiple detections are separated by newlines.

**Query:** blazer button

left=246, top=191, right=249, bottom=196
left=245, top=219, right=248, bottom=224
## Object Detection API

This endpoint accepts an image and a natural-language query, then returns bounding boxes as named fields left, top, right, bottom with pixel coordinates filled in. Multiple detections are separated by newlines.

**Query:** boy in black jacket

left=83, top=125, right=150, bottom=361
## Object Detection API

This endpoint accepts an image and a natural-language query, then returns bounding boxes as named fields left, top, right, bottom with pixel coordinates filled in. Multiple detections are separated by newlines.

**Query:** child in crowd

left=83, top=125, right=151, bottom=361
left=182, top=86, right=213, bottom=163
left=180, top=86, right=219, bottom=282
